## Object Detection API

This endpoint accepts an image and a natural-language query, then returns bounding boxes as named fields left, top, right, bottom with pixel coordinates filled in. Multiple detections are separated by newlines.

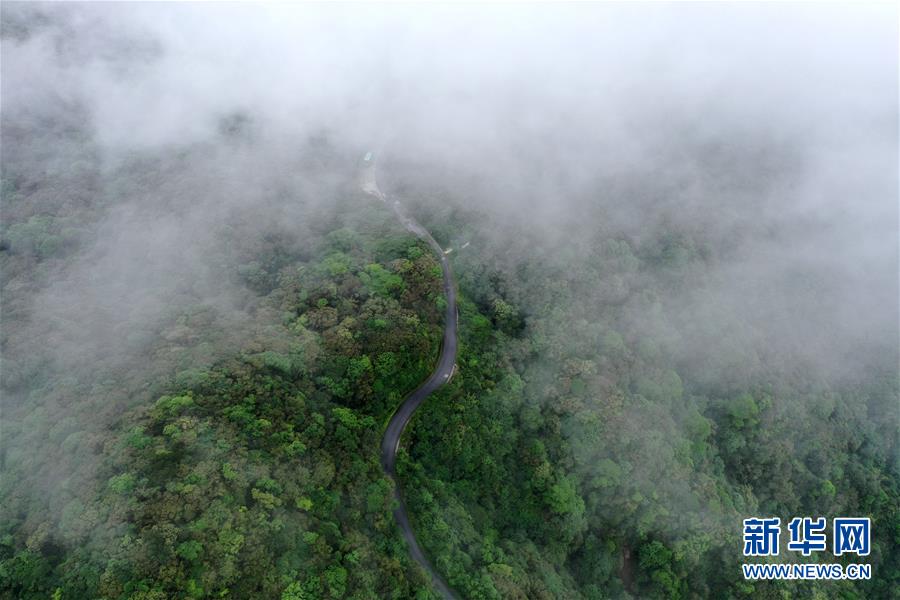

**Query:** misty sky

left=2, top=2, right=897, bottom=384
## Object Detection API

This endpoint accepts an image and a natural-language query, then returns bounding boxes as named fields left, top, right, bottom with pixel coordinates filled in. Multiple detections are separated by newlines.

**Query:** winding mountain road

left=362, top=156, right=460, bottom=600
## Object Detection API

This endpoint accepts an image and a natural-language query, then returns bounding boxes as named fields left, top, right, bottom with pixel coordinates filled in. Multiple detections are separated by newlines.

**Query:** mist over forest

left=1, top=3, right=897, bottom=600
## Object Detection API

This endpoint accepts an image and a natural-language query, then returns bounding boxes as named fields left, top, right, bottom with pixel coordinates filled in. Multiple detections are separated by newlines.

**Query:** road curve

left=362, top=157, right=460, bottom=599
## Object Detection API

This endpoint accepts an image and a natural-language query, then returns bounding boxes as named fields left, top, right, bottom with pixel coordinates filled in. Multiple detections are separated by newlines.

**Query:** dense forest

left=2, top=4, right=898, bottom=600
left=388, top=160, right=899, bottom=598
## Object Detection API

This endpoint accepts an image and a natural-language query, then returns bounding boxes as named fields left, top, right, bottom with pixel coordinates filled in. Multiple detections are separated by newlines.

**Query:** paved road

left=362, top=158, right=460, bottom=599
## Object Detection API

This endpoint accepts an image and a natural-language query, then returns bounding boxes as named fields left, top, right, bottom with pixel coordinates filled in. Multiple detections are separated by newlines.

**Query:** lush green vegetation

left=0, top=122, right=451, bottom=597
left=398, top=215, right=899, bottom=598
left=1, top=103, right=897, bottom=600
left=1, top=205, right=450, bottom=599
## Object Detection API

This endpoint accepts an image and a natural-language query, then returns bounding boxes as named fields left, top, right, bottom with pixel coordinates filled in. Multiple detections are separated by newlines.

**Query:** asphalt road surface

left=362, top=157, right=460, bottom=599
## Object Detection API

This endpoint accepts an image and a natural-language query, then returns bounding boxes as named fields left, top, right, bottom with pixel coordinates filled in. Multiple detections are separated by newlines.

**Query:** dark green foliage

left=1, top=121, right=896, bottom=599
left=390, top=193, right=899, bottom=599
left=0, top=165, right=445, bottom=598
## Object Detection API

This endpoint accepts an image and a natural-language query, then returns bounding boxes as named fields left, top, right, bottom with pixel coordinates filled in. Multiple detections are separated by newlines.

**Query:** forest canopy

left=1, top=3, right=898, bottom=599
